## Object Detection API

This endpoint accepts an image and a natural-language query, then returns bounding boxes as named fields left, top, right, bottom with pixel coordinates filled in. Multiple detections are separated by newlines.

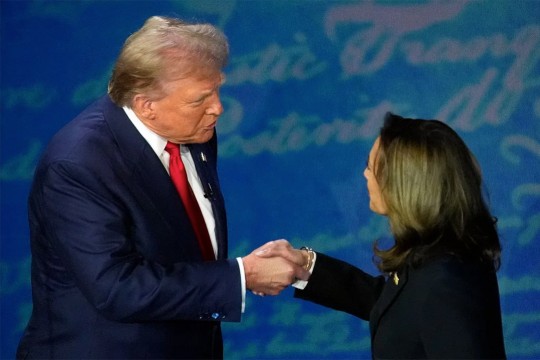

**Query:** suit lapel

left=188, top=142, right=228, bottom=259
left=102, top=96, right=200, bottom=252
left=132, top=146, right=193, bottom=231
left=370, top=267, right=409, bottom=339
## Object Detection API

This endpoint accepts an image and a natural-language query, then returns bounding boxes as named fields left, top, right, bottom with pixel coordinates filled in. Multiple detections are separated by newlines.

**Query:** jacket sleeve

left=30, top=158, right=242, bottom=323
left=294, top=252, right=386, bottom=320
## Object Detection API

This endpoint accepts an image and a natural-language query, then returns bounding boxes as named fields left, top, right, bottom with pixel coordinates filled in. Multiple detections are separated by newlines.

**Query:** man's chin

left=176, top=129, right=215, bottom=144
left=194, top=131, right=215, bottom=144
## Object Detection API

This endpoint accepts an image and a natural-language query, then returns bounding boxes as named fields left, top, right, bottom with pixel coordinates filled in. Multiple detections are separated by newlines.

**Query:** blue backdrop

left=1, top=1, right=539, bottom=359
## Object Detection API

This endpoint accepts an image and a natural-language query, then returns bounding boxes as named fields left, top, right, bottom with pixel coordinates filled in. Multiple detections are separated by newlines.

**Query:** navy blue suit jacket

left=295, top=253, right=506, bottom=359
left=17, top=96, right=242, bottom=359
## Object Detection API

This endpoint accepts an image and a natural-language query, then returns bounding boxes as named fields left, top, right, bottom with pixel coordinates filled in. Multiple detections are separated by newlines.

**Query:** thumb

left=255, top=247, right=273, bottom=258
left=252, top=241, right=276, bottom=257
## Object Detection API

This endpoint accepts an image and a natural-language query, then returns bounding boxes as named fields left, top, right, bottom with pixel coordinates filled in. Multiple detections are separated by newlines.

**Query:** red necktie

left=165, top=141, right=215, bottom=261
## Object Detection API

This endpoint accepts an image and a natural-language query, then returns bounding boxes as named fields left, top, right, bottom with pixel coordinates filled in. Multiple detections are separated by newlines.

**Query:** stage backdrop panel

left=1, top=1, right=539, bottom=358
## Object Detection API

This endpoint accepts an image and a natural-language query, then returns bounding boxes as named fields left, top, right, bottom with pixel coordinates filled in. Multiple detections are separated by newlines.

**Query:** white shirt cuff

left=236, top=257, right=246, bottom=313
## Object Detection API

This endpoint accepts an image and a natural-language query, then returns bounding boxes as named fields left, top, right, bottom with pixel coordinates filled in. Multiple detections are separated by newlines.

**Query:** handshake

left=242, top=239, right=312, bottom=296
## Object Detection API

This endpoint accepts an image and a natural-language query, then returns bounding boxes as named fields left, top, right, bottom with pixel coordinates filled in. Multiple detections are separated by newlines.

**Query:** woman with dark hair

left=258, top=113, right=506, bottom=359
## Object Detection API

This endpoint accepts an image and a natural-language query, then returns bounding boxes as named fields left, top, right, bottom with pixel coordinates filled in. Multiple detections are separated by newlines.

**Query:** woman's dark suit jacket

left=295, top=252, right=506, bottom=359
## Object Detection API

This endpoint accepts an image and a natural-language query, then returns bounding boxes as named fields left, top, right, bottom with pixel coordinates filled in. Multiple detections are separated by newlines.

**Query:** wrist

left=300, top=246, right=314, bottom=271
left=241, top=255, right=254, bottom=289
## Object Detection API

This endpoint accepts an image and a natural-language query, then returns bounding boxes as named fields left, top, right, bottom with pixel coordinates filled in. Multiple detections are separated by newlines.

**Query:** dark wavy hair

left=372, top=113, right=501, bottom=273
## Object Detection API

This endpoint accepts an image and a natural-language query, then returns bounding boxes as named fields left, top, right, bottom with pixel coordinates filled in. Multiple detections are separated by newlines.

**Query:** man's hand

left=253, top=239, right=307, bottom=266
left=242, top=239, right=310, bottom=296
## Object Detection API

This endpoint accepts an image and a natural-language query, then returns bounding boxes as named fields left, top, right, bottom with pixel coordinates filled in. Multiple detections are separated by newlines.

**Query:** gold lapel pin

left=393, top=272, right=399, bottom=285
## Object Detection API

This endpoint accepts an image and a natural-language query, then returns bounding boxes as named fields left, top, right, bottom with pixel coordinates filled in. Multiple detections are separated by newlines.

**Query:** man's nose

left=207, top=93, right=223, bottom=116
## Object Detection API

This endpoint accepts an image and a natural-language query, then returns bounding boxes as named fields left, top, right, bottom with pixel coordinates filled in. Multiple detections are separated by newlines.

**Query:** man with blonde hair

left=17, top=16, right=307, bottom=359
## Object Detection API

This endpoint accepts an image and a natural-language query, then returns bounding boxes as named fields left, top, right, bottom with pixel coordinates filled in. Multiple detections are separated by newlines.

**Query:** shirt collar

left=122, top=106, right=167, bottom=157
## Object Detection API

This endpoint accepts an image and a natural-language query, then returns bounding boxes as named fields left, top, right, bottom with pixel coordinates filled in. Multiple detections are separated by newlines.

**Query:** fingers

left=243, top=254, right=303, bottom=296
left=254, top=239, right=291, bottom=257
left=251, top=240, right=276, bottom=256
left=258, top=247, right=305, bottom=268
left=243, top=240, right=313, bottom=296
left=253, top=240, right=305, bottom=267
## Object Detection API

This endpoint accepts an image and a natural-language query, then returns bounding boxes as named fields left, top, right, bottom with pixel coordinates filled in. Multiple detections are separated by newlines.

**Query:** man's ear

left=132, top=94, right=155, bottom=120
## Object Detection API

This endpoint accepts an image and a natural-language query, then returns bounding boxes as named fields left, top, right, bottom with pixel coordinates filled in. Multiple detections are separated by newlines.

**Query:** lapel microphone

left=199, top=152, right=215, bottom=199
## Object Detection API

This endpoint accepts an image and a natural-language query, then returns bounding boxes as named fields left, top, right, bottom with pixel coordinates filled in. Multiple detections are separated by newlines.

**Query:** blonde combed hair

left=373, top=113, right=500, bottom=273
left=108, top=16, right=229, bottom=107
